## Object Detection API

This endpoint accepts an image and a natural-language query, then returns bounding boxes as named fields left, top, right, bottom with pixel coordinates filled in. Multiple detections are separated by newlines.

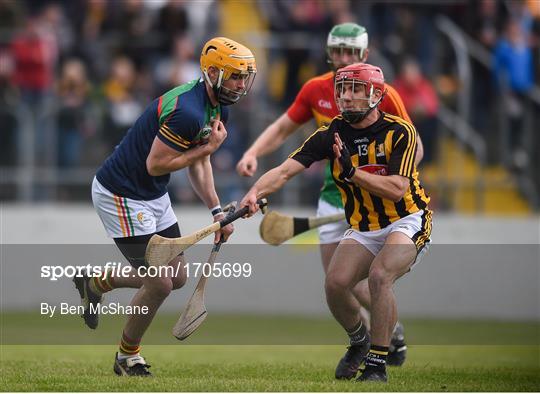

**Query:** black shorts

left=113, top=223, right=181, bottom=268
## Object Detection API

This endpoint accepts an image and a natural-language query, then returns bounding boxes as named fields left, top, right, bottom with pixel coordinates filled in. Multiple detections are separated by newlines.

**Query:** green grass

left=1, top=345, right=539, bottom=391
left=1, top=313, right=539, bottom=391
left=2, top=312, right=539, bottom=345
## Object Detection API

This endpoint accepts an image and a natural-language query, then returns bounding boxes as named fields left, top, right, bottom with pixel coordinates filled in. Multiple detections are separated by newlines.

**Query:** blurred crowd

left=0, top=0, right=538, bottom=204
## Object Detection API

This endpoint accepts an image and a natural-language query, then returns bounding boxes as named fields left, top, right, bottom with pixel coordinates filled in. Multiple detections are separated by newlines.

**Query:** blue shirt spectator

left=493, top=19, right=534, bottom=93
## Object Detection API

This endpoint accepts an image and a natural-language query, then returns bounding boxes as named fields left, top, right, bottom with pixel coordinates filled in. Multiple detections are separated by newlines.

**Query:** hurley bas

left=40, top=302, right=149, bottom=317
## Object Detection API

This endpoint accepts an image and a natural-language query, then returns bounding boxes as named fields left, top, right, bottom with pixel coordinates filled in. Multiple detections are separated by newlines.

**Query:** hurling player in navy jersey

left=73, top=37, right=256, bottom=376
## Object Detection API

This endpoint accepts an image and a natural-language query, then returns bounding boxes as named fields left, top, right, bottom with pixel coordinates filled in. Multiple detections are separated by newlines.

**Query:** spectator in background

left=0, top=0, right=24, bottom=36
left=113, top=0, right=155, bottom=68
left=465, top=0, right=507, bottom=48
left=507, top=0, right=535, bottom=40
left=527, top=0, right=540, bottom=37
left=465, top=0, right=507, bottom=152
left=40, top=3, right=74, bottom=56
left=154, top=0, right=190, bottom=56
left=153, top=34, right=200, bottom=94
left=509, top=0, right=540, bottom=80
left=10, top=11, right=59, bottom=165
left=326, top=0, right=354, bottom=24
left=10, top=13, right=57, bottom=108
left=369, top=3, right=437, bottom=77
left=79, top=0, right=110, bottom=40
left=259, top=0, right=334, bottom=107
left=102, top=55, right=143, bottom=150
left=0, top=49, right=18, bottom=105
left=55, top=58, right=94, bottom=168
left=493, top=18, right=534, bottom=170
left=394, top=58, right=439, bottom=164
left=68, top=0, right=114, bottom=80
left=0, top=50, right=19, bottom=167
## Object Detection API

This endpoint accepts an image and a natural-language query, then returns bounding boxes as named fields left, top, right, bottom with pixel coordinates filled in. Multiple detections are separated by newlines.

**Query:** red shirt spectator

left=393, top=58, right=439, bottom=164
left=393, top=58, right=439, bottom=119
left=11, top=18, right=57, bottom=91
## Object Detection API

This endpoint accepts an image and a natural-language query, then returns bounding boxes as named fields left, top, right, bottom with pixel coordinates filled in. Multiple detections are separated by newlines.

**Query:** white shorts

left=316, top=198, right=350, bottom=244
left=91, top=177, right=177, bottom=238
left=342, top=209, right=432, bottom=265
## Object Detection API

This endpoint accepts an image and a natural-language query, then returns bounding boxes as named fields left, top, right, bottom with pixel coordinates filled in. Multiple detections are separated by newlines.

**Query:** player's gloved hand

left=333, top=133, right=355, bottom=183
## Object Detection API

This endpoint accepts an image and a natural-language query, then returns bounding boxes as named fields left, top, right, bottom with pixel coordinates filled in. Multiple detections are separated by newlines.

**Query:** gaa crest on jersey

left=192, top=124, right=212, bottom=146
left=376, top=143, right=385, bottom=157
left=196, top=124, right=212, bottom=141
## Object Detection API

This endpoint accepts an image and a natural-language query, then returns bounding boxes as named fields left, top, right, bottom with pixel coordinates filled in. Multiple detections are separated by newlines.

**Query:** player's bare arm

left=188, top=155, right=220, bottom=209
left=415, top=136, right=424, bottom=166
left=351, top=170, right=409, bottom=202
left=188, top=155, right=233, bottom=242
left=333, top=133, right=408, bottom=202
left=237, top=113, right=301, bottom=177
left=241, top=158, right=305, bottom=215
left=146, top=118, right=226, bottom=176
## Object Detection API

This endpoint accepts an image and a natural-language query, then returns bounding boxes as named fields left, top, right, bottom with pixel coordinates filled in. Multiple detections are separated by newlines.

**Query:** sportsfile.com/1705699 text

left=40, top=261, right=253, bottom=281
left=183, top=262, right=252, bottom=278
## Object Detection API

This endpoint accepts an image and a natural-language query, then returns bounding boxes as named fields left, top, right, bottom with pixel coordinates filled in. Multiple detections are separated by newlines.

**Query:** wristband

left=343, top=167, right=356, bottom=184
left=210, top=205, right=223, bottom=217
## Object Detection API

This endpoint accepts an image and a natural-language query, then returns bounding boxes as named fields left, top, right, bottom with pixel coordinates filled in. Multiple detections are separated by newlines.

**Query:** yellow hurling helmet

left=200, top=37, right=257, bottom=105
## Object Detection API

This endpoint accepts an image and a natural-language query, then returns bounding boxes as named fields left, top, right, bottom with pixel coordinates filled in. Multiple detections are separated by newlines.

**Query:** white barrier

left=1, top=205, right=539, bottom=320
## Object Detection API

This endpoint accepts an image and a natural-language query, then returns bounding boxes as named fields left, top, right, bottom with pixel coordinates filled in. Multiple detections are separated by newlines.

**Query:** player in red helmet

left=237, top=23, right=416, bottom=377
left=241, top=62, right=432, bottom=383
left=334, top=63, right=386, bottom=124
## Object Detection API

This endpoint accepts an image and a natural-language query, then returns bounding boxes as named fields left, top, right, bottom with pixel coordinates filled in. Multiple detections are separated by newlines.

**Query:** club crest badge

left=194, top=124, right=212, bottom=143
left=376, top=143, right=385, bottom=157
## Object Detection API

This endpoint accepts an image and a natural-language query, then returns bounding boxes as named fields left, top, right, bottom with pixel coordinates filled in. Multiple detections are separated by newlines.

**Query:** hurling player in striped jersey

left=237, top=23, right=421, bottom=377
left=241, top=63, right=432, bottom=383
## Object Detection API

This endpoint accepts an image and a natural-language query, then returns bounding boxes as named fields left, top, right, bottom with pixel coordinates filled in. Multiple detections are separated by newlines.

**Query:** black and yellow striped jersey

left=290, top=111, right=430, bottom=232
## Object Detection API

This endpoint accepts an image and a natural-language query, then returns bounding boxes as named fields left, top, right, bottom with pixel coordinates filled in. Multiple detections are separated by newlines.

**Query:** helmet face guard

left=327, top=23, right=368, bottom=70
left=200, top=37, right=257, bottom=106
left=334, top=64, right=386, bottom=124
left=326, top=46, right=365, bottom=71
left=209, top=65, right=256, bottom=106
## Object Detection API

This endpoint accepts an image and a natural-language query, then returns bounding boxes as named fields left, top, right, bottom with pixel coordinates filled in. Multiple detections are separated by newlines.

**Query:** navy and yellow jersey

left=96, top=79, right=228, bottom=201
left=290, top=112, right=430, bottom=232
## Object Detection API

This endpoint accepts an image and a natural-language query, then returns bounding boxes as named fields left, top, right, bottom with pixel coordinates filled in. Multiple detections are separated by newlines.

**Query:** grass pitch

left=1, top=345, right=539, bottom=391
left=1, top=313, right=539, bottom=391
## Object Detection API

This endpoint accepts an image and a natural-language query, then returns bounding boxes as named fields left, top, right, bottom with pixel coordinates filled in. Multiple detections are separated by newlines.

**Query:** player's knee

left=368, top=266, right=393, bottom=293
left=354, top=280, right=371, bottom=305
left=169, top=257, right=187, bottom=290
left=325, top=271, right=349, bottom=295
left=146, top=278, right=173, bottom=299
left=171, top=273, right=186, bottom=290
